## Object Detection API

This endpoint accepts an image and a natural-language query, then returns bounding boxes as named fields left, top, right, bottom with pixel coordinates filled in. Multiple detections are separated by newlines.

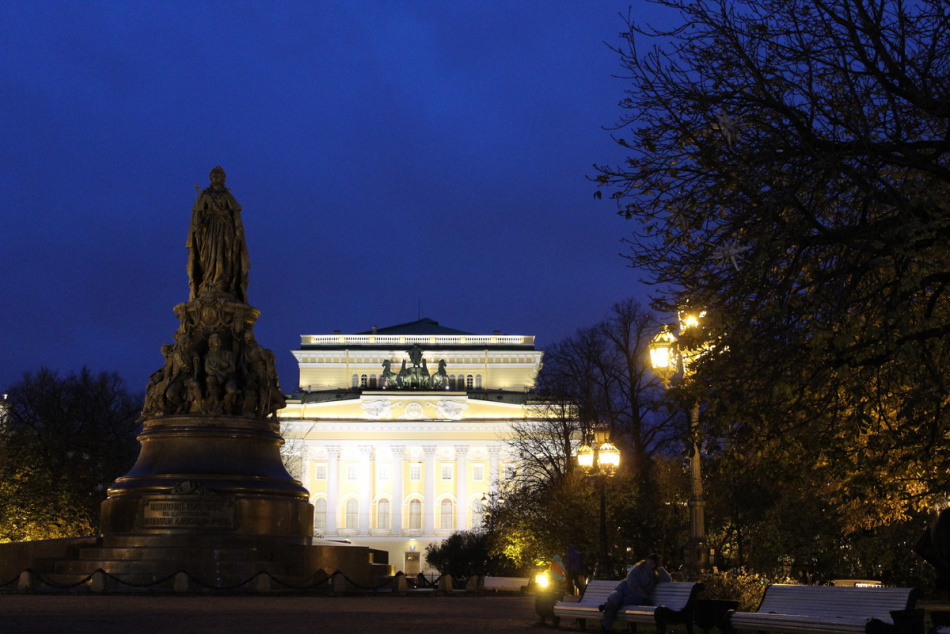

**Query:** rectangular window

left=504, top=466, right=516, bottom=480
left=377, top=464, right=390, bottom=481
left=410, top=464, right=422, bottom=481
left=441, top=464, right=453, bottom=481
left=472, top=465, right=484, bottom=481
left=314, top=464, right=328, bottom=480
left=347, top=465, right=358, bottom=481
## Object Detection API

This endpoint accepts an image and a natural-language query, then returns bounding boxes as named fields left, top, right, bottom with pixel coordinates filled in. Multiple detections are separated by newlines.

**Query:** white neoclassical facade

left=277, top=318, right=545, bottom=574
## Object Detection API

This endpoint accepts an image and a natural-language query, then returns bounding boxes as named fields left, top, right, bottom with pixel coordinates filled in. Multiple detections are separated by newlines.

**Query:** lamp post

left=577, top=424, right=620, bottom=579
left=648, top=315, right=709, bottom=577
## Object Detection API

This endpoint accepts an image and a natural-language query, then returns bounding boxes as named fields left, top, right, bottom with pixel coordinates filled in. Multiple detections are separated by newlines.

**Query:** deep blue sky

left=0, top=1, right=677, bottom=395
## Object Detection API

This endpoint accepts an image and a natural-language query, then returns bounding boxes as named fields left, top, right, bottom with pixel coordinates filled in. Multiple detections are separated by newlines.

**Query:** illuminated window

left=345, top=499, right=358, bottom=530
left=440, top=499, right=454, bottom=529
left=314, top=498, right=327, bottom=533
left=410, top=464, right=422, bottom=481
left=377, top=499, right=391, bottom=530
left=409, top=499, right=422, bottom=529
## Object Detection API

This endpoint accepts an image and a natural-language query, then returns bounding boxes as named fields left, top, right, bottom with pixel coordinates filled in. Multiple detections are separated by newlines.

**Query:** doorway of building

left=405, top=551, right=421, bottom=576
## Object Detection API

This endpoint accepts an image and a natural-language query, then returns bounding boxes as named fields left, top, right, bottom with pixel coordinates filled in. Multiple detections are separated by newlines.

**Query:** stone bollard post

left=173, top=571, right=190, bottom=593
left=252, top=573, right=271, bottom=593
left=438, top=573, right=454, bottom=595
left=465, top=575, right=481, bottom=593
left=393, top=572, right=408, bottom=596
left=90, top=570, right=109, bottom=594
left=17, top=571, right=34, bottom=593
left=331, top=571, right=348, bottom=596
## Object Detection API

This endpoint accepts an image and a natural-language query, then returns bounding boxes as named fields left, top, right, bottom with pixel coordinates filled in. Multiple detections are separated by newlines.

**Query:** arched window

left=449, top=375, right=456, bottom=390
left=409, top=499, right=422, bottom=530
left=314, top=498, right=327, bottom=534
left=351, top=374, right=359, bottom=388
left=360, top=374, right=368, bottom=388
left=370, top=374, right=377, bottom=389
left=440, top=499, right=454, bottom=529
left=466, top=374, right=474, bottom=389
left=475, top=374, right=482, bottom=388
left=345, top=498, right=358, bottom=530
left=377, top=499, right=391, bottom=530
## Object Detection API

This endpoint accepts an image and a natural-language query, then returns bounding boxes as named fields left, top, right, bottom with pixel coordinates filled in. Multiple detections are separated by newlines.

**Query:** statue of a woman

left=187, top=166, right=250, bottom=303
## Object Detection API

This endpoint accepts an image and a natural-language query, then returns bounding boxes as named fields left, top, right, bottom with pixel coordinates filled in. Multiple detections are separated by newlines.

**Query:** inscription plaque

left=142, top=496, right=236, bottom=529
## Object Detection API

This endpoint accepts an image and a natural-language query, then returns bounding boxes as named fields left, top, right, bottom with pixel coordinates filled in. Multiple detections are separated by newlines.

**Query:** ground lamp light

left=648, top=315, right=709, bottom=576
left=577, top=424, right=620, bottom=579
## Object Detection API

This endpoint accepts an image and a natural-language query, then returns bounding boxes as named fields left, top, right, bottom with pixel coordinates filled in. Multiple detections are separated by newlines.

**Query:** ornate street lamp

left=577, top=423, right=620, bottom=579
left=648, top=314, right=709, bottom=577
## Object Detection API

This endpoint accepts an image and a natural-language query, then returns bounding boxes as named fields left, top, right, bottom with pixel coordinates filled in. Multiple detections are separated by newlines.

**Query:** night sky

left=1, top=1, right=676, bottom=395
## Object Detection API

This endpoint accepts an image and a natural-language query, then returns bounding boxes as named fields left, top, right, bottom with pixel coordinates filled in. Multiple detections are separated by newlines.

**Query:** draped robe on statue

left=187, top=185, right=250, bottom=303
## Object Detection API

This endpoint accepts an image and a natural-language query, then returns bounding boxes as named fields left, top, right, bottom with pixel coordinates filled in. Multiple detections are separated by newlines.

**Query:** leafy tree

left=496, top=300, right=696, bottom=573
left=424, top=530, right=488, bottom=578
left=536, top=299, right=675, bottom=485
left=596, top=0, right=950, bottom=533
left=0, top=367, right=141, bottom=541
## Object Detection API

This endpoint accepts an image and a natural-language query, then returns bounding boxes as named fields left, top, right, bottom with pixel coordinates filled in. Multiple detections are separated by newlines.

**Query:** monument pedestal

left=100, top=415, right=312, bottom=538
left=68, top=413, right=388, bottom=589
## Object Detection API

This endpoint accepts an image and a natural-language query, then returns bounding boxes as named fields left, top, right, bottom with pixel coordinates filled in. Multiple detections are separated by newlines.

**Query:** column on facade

left=423, top=445, right=437, bottom=535
left=455, top=445, right=469, bottom=530
left=488, top=445, right=501, bottom=497
left=359, top=445, right=373, bottom=534
left=327, top=445, right=341, bottom=535
left=391, top=445, right=405, bottom=534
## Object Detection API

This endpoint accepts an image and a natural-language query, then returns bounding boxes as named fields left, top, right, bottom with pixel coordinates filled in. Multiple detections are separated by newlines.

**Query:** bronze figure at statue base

left=0, top=168, right=389, bottom=592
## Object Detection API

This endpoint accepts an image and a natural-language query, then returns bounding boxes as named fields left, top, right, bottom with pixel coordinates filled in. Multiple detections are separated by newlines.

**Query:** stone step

left=78, top=546, right=259, bottom=562
left=54, top=557, right=290, bottom=577
left=34, top=569, right=322, bottom=592
left=100, top=533, right=309, bottom=549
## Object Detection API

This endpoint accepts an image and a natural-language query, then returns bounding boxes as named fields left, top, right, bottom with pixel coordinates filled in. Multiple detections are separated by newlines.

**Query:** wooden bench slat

left=553, top=579, right=703, bottom=628
left=729, top=584, right=917, bottom=634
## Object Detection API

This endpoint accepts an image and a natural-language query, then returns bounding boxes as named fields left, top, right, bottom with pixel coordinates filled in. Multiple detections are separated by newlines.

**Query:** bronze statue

left=430, top=359, right=449, bottom=389
left=380, top=359, right=398, bottom=389
left=142, top=168, right=287, bottom=421
left=187, top=166, right=250, bottom=303
left=203, top=332, right=239, bottom=415
left=240, top=330, right=285, bottom=417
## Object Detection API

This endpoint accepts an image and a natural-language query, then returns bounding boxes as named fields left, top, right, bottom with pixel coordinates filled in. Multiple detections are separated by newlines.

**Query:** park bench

left=727, top=584, right=919, bottom=634
left=480, top=575, right=529, bottom=593
left=552, top=579, right=704, bottom=632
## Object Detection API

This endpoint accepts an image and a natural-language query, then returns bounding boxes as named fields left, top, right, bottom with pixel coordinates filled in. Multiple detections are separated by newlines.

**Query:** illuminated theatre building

left=277, top=318, right=545, bottom=574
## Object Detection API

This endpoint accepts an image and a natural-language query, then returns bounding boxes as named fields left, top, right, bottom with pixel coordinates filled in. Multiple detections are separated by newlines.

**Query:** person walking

left=566, top=544, right=584, bottom=595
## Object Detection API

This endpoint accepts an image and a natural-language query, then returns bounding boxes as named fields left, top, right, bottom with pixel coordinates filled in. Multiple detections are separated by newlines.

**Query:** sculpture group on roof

left=379, top=344, right=450, bottom=390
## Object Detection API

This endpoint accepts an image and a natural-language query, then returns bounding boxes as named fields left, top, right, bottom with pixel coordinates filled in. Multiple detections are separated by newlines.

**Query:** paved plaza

left=0, top=594, right=546, bottom=634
